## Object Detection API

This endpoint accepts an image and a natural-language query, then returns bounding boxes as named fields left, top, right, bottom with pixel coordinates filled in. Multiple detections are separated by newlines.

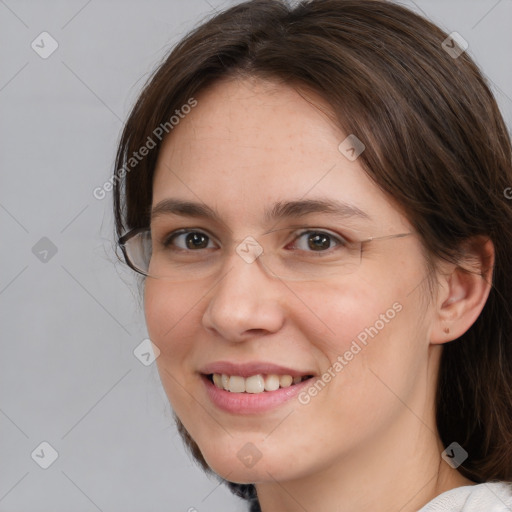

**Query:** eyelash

left=160, top=228, right=349, bottom=253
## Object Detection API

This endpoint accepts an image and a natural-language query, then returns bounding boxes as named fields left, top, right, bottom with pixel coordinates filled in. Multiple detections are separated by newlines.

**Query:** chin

left=196, top=436, right=305, bottom=484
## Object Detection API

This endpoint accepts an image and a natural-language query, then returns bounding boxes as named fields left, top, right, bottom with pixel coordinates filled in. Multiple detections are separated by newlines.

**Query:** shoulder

left=417, top=481, right=512, bottom=512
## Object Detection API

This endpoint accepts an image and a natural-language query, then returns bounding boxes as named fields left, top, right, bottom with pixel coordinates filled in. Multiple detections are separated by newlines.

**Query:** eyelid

left=286, top=228, right=350, bottom=252
left=263, top=224, right=356, bottom=240
left=291, top=227, right=349, bottom=241
left=162, top=227, right=220, bottom=247
left=161, top=226, right=351, bottom=249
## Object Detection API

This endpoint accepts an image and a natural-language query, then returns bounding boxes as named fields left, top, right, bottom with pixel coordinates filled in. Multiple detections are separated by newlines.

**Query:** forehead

left=151, top=77, right=406, bottom=232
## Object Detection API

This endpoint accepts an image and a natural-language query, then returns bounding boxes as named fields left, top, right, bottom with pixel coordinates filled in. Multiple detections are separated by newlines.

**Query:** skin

left=144, top=76, right=493, bottom=512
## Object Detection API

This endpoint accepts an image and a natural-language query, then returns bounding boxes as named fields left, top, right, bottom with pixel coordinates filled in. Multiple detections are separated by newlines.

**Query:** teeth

left=213, top=373, right=223, bottom=388
left=245, top=375, right=265, bottom=393
left=228, top=375, right=246, bottom=393
left=211, top=373, right=309, bottom=393
left=264, top=374, right=280, bottom=391
left=279, top=375, right=293, bottom=387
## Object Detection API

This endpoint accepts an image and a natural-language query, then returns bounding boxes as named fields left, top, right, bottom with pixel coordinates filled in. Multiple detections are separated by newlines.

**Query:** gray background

left=0, top=1, right=510, bottom=511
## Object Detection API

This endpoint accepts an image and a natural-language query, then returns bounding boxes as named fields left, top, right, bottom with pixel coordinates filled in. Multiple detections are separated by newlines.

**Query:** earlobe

left=430, top=237, right=494, bottom=345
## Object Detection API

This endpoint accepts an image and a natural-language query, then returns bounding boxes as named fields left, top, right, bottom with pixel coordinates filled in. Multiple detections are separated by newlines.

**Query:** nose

left=201, top=248, right=286, bottom=342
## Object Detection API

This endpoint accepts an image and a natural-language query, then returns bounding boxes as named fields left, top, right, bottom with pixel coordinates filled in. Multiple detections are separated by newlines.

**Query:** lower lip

left=201, top=374, right=314, bottom=414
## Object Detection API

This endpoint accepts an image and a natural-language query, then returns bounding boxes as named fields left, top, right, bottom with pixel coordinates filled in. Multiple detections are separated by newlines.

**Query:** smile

left=208, top=373, right=314, bottom=393
left=201, top=373, right=316, bottom=414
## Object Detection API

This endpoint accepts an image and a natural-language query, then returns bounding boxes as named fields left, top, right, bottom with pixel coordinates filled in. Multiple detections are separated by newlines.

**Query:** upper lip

left=199, top=361, right=315, bottom=378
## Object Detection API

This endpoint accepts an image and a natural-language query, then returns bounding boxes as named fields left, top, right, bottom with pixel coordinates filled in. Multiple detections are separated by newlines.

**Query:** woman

left=113, top=0, right=512, bottom=510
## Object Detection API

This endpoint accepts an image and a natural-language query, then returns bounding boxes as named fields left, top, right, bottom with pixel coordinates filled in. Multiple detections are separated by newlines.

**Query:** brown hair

left=113, top=0, right=512, bottom=508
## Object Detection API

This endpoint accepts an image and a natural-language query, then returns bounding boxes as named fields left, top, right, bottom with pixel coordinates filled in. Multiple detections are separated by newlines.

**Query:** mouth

left=204, top=373, right=315, bottom=393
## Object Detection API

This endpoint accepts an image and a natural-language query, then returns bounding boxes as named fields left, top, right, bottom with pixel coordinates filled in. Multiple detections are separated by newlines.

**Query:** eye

left=163, top=229, right=217, bottom=251
left=287, top=230, right=347, bottom=252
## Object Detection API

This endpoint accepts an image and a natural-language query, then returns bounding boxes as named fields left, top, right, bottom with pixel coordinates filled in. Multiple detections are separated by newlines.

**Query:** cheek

left=144, top=280, right=205, bottom=416
left=292, top=268, right=430, bottom=416
left=288, top=274, right=405, bottom=359
left=143, top=280, right=201, bottom=356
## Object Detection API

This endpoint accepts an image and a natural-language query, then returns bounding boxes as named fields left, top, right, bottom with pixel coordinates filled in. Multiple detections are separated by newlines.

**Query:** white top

left=418, top=481, right=512, bottom=511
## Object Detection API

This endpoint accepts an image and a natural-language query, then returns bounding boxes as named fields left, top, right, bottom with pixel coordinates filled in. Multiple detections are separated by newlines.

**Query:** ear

left=430, top=236, right=494, bottom=345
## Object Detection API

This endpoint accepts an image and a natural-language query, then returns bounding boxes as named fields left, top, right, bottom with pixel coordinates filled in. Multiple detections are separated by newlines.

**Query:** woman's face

left=145, top=76, right=437, bottom=483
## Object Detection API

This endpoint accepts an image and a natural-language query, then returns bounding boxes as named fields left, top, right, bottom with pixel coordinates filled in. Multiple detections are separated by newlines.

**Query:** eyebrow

left=150, top=198, right=371, bottom=225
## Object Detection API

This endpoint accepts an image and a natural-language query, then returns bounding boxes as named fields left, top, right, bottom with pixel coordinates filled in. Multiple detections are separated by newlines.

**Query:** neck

left=256, top=420, right=473, bottom=512
left=255, top=348, right=474, bottom=512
